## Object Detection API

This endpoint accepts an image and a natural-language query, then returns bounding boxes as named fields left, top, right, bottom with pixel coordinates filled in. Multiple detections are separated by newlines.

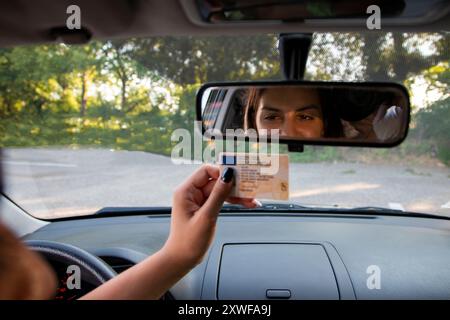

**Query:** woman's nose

left=280, top=116, right=297, bottom=137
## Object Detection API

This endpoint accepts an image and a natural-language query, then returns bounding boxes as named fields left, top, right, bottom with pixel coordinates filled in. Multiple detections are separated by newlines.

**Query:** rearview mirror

left=196, top=81, right=410, bottom=148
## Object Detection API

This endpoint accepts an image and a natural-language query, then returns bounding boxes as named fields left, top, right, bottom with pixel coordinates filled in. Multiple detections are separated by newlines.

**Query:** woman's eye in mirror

left=262, top=113, right=282, bottom=121
left=296, top=113, right=315, bottom=121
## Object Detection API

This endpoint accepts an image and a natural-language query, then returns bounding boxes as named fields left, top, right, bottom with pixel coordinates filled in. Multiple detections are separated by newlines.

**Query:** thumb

left=199, top=167, right=234, bottom=219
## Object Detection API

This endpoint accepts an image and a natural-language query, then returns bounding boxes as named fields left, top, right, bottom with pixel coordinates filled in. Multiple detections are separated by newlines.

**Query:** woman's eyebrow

left=261, top=106, right=282, bottom=112
left=296, top=104, right=321, bottom=112
left=261, top=105, right=321, bottom=113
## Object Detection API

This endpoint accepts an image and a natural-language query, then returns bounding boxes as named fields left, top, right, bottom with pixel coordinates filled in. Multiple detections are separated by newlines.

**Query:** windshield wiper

left=221, top=203, right=450, bottom=220
left=221, top=202, right=337, bottom=213
left=349, top=206, right=404, bottom=213
left=348, top=206, right=449, bottom=219
left=95, top=207, right=171, bottom=215
left=51, top=203, right=448, bottom=222
left=42, top=206, right=173, bottom=222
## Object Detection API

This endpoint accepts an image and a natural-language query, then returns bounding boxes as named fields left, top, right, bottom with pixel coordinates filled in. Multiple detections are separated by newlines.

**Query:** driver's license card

left=217, top=152, right=289, bottom=200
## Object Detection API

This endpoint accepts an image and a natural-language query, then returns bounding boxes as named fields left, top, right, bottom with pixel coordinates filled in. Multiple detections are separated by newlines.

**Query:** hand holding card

left=218, top=152, right=289, bottom=201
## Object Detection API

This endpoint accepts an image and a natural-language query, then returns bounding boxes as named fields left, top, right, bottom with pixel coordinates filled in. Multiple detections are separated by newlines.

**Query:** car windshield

left=1, top=32, right=449, bottom=219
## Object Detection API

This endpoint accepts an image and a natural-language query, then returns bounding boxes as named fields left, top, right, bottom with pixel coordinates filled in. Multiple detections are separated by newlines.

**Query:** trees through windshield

left=0, top=33, right=449, bottom=218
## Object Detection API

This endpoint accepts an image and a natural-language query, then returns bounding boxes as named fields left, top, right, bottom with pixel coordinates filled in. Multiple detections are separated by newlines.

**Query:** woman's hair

left=244, top=87, right=343, bottom=138
left=0, top=149, right=3, bottom=195
left=244, top=87, right=265, bottom=131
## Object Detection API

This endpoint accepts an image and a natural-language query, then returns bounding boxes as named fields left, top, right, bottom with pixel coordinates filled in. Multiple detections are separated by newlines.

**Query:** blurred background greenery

left=0, top=33, right=448, bottom=165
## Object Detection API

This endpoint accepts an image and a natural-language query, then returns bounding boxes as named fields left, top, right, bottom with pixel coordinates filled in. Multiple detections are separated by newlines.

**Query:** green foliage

left=0, top=33, right=449, bottom=167
left=414, top=97, right=450, bottom=165
left=0, top=110, right=174, bottom=155
left=128, top=35, right=280, bottom=84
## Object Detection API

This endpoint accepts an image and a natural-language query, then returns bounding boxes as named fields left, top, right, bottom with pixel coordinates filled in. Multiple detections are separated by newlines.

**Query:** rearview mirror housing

left=196, top=81, right=410, bottom=148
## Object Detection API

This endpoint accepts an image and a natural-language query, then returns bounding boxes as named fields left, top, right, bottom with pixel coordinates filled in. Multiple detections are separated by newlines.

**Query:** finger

left=187, top=164, right=220, bottom=189
left=203, top=183, right=261, bottom=207
left=201, top=179, right=217, bottom=199
left=227, top=197, right=261, bottom=208
left=198, top=167, right=234, bottom=219
left=374, top=103, right=390, bottom=122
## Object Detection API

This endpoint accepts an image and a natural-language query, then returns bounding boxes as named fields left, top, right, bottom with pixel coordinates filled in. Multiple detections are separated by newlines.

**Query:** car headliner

left=0, top=0, right=449, bottom=47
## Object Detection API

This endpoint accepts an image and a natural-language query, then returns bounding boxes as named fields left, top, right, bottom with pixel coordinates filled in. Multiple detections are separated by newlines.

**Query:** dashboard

left=24, top=212, right=450, bottom=299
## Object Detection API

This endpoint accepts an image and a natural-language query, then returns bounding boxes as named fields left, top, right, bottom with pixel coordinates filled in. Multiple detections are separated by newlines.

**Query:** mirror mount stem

left=280, top=33, right=311, bottom=153
left=278, top=33, right=313, bottom=80
left=288, top=144, right=304, bottom=153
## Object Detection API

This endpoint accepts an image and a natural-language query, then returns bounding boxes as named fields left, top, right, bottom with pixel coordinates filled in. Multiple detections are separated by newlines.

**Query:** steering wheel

left=25, top=240, right=116, bottom=299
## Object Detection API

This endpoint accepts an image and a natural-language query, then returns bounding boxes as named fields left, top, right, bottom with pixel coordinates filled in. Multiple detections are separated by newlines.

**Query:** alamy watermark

left=366, top=265, right=381, bottom=290
left=67, top=4, right=382, bottom=31
left=367, top=5, right=381, bottom=30
left=171, top=121, right=281, bottom=175
left=66, top=5, right=81, bottom=30
left=66, top=265, right=81, bottom=290
left=62, top=3, right=382, bottom=175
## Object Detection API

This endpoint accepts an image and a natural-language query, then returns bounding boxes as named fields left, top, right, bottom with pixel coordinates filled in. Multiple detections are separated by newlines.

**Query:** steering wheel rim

left=25, top=240, right=117, bottom=286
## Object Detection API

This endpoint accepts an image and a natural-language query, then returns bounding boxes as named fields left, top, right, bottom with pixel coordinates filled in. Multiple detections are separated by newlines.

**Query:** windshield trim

left=37, top=205, right=450, bottom=223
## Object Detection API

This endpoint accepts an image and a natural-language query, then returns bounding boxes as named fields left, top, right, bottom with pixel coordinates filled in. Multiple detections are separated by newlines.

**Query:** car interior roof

left=0, top=0, right=449, bottom=47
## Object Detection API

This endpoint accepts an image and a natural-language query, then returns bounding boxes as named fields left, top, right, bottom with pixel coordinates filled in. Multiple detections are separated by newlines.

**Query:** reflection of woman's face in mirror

left=248, top=87, right=325, bottom=138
